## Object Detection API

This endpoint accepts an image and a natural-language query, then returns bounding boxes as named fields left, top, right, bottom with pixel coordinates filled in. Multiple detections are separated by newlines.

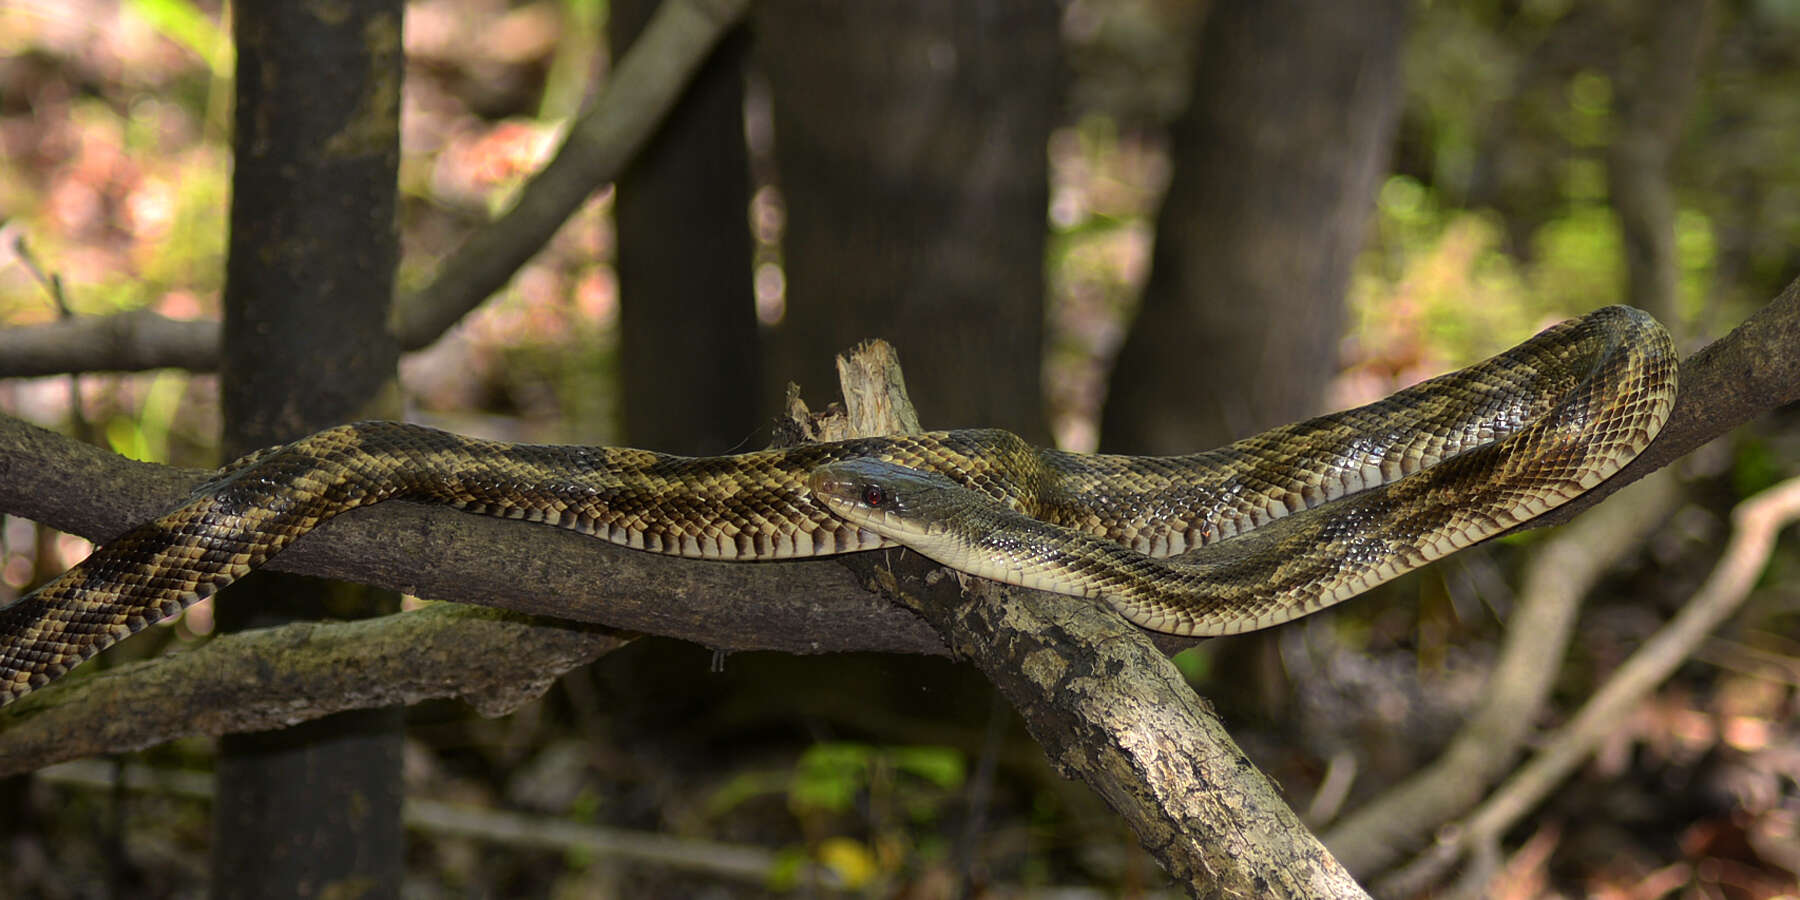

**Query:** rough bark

left=1099, top=0, right=1407, bottom=455
left=849, top=550, right=1370, bottom=895
left=756, top=0, right=1058, bottom=439
left=1, top=277, right=1797, bottom=768
left=613, top=0, right=761, bottom=455
left=800, top=345, right=1366, bottom=896
left=0, top=282, right=1797, bottom=893
left=604, top=0, right=767, bottom=761
left=0, top=410, right=945, bottom=659
left=0, top=606, right=625, bottom=775
left=212, top=3, right=406, bottom=895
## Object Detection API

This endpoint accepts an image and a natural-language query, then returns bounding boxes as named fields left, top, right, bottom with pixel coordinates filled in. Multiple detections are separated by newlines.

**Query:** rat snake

left=0, top=306, right=1675, bottom=707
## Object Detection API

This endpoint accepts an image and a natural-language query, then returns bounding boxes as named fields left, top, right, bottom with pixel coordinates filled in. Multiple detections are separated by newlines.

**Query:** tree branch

left=0, top=308, right=220, bottom=378
left=2, top=282, right=1798, bottom=863
left=1322, top=470, right=1682, bottom=875
left=827, top=343, right=1366, bottom=896
left=0, top=605, right=626, bottom=775
left=1329, top=18, right=1719, bottom=869
left=392, top=0, right=750, bottom=349
left=37, top=758, right=844, bottom=888
left=0, top=410, right=949, bottom=660
left=1375, top=474, right=1800, bottom=897
left=0, top=0, right=751, bottom=378
left=871, top=562, right=1369, bottom=896
left=1501, top=273, right=1800, bottom=532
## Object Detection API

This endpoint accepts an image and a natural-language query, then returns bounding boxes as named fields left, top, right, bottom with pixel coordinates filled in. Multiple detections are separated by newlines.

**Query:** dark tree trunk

left=613, top=0, right=760, bottom=455
left=1099, top=0, right=1408, bottom=455
left=1607, top=0, right=1712, bottom=331
left=756, top=0, right=1060, bottom=440
left=212, top=3, right=405, bottom=897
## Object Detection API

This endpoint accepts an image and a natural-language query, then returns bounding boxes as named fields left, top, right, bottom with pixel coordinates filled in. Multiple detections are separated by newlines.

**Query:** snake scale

left=0, top=306, right=1675, bottom=708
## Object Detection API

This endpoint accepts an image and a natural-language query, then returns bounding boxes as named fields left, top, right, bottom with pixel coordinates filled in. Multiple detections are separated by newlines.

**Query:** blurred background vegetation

left=1, top=0, right=1798, bottom=896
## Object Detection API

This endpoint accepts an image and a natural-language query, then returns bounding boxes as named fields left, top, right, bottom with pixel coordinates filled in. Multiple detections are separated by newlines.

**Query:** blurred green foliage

left=706, top=741, right=967, bottom=890
left=4, top=2, right=1800, bottom=894
left=123, top=0, right=230, bottom=76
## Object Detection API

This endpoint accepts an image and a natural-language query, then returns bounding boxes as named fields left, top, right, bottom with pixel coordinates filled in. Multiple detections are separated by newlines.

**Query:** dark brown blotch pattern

left=0, top=307, right=1676, bottom=704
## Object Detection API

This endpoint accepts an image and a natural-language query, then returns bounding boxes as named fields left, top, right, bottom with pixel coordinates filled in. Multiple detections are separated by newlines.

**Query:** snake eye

left=862, top=484, right=886, bottom=507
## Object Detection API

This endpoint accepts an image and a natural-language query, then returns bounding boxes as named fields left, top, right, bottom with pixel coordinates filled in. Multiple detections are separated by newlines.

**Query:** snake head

left=808, top=459, right=969, bottom=540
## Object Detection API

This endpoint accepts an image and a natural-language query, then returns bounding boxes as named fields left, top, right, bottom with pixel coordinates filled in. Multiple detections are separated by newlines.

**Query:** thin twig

left=0, top=0, right=752, bottom=378
left=10, top=236, right=95, bottom=443
left=1697, top=636, right=1800, bottom=688
left=36, top=758, right=842, bottom=888
left=1324, top=470, right=1681, bottom=874
left=12, top=235, right=73, bottom=319
left=1376, top=475, right=1800, bottom=897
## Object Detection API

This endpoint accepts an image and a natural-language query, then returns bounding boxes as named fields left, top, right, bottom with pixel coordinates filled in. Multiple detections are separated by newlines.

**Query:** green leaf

left=889, top=746, right=965, bottom=791
left=125, top=0, right=231, bottom=76
left=790, top=743, right=871, bottom=814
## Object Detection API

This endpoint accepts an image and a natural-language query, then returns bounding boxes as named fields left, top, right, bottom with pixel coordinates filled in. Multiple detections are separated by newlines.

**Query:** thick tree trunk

left=756, top=0, right=1059, bottom=440
left=212, top=4, right=406, bottom=897
left=613, top=0, right=761, bottom=455
left=1100, top=0, right=1408, bottom=455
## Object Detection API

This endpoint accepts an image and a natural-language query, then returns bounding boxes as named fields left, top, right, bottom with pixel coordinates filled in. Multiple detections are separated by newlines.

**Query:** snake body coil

left=0, top=306, right=1676, bottom=707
